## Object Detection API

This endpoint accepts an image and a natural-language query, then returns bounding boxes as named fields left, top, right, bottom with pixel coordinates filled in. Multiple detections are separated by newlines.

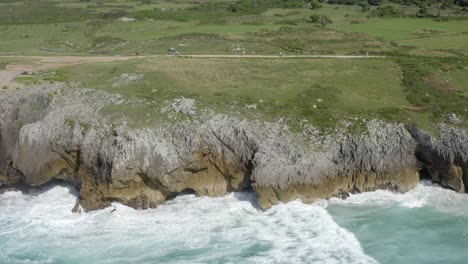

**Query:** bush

left=309, top=14, right=320, bottom=23
left=367, top=0, right=381, bottom=6
left=310, top=0, right=322, bottom=9
left=371, top=6, right=405, bottom=17
left=416, top=4, right=430, bottom=17
left=308, top=14, right=332, bottom=27
left=359, top=2, right=371, bottom=11
left=228, top=0, right=304, bottom=13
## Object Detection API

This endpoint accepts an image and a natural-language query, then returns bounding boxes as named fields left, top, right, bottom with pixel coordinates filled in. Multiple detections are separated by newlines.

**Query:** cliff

left=1, top=84, right=467, bottom=210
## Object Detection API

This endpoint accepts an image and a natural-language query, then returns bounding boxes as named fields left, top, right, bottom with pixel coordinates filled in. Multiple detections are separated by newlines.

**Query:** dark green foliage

left=309, top=14, right=333, bottom=27
left=310, top=0, right=323, bottom=9
left=228, top=0, right=304, bottom=13
left=416, top=4, right=431, bottom=17
left=367, top=0, right=382, bottom=6
left=371, top=6, right=406, bottom=17
left=328, top=0, right=360, bottom=5
left=359, top=2, right=371, bottom=11
left=457, top=0, right=468, bottom=6
left=309, top=14, right=321, bottom=23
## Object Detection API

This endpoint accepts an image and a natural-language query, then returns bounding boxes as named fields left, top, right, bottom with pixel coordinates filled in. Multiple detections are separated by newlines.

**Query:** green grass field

left=1, top=0, right=467, bottom=132
left=1, top=0, right=467, bottom=56
left=20, top=56, right=465, bottom=131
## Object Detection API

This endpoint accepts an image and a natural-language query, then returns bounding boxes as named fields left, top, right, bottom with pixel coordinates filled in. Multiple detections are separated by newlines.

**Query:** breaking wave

left=0, top=184, right=376, bottom=264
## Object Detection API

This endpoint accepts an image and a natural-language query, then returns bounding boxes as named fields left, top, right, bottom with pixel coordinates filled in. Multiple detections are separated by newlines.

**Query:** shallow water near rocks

left=0, top=181, right=467, bottom=264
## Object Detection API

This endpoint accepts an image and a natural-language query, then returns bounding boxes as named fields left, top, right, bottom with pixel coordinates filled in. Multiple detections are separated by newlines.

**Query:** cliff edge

left=1, top=84, right=466, bottom=210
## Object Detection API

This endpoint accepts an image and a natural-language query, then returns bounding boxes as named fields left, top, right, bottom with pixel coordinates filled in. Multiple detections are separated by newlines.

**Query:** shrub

left=310, top=0, right=322, bottom=9
left=309, top=14, right=320, bottom=23
left=367, top=0, right=381, bottom=6
left=416, top=4, right=430, bottom=17
left=228, top=0, right=304, bottom=13
left=359, top=2, right=371, bottom=12
left=371, top=6, right=405, bottom=17
left=309, top=14, right=332, bottom=27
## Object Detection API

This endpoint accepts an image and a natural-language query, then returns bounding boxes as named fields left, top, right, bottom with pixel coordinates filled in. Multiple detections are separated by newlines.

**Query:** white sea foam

left=0, top=185, right=377, bottom=264
left=326, top=181, right=468, bottom=216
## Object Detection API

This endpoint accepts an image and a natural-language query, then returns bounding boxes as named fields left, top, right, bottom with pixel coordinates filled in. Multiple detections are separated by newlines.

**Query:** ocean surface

left=0, top=181, right=467, bottom=264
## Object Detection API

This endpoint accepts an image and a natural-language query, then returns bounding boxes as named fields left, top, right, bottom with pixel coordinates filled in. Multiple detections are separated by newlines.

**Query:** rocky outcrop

left=409, top=125, right=468, bottom=193
left=0, top=85, right=466, bottom=211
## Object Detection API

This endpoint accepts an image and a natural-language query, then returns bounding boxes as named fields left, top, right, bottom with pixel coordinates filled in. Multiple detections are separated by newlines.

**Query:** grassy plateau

left=0, top=0, right=467, bottom=132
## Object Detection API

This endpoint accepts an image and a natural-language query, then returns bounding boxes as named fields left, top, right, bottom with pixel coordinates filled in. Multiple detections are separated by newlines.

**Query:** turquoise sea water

left=0, top=181, right=467, bottom=264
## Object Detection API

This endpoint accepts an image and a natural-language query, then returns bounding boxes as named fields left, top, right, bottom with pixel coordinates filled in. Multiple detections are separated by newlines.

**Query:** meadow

left=1, top=0, right=467, bottom=132
left=15, top=55, right=466, bottom=132
left=0, top=0, right=467, bottom=56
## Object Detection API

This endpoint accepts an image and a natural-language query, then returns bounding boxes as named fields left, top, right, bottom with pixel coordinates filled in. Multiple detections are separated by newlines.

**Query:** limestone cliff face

left=409, top=125, right=468, bottom=193
left=0, top=85, right=466, bottom=210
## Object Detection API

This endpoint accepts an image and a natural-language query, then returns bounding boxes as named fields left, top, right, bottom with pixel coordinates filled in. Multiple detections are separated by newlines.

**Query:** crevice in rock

left=179, top=188, right=196, bottom=195
left=241, top=154, right=255, bottom=192
left=419, top=167, right=432, bottom=181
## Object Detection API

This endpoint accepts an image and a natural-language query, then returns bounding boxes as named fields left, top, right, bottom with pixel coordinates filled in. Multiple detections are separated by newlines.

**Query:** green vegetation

left=45, top=56, right=467, bottom=130
left=0, top=0, right=466, bottom=56
left=0, top=0, right=466, bottom=132
left=371, top=5, right=406, bottom=17
left=309, top=14, right=333, bottom=27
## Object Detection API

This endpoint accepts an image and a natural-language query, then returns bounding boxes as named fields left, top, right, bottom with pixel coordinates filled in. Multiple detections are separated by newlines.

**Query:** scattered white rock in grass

left=445, top=113, right=461, bottom=124
left=161, top=97, right=197, bottom=116
left=317, top=99, right=323, bottom=102
left=177, top=44, right=190, bottom=47
left=259, top=99, right=264, bottom=103
left=313, top=105, right=317, bottom=109
left=341, top=120, right=353, bottom=127
left=245, top=104, right=257, bottom=110
left=112, top=73, right=143, bottom=88
left=117, top=17, right=136, bottom=22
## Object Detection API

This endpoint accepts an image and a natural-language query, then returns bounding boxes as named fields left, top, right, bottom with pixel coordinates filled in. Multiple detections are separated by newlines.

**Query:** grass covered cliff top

left=7, top=55, right=467, bottom=133
left=0, top=0, right=467, bottom=132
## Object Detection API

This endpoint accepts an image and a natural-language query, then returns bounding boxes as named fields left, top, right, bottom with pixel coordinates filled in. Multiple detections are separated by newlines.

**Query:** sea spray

left=1, top=182, right=467, bottom=264
left=0, top=185, right=375, bottom=264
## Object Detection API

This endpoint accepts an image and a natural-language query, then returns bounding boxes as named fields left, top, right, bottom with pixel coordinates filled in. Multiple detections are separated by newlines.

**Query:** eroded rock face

left=409, top=125, right=468, bottom=193
left=0, top=85, right=466, bottom=211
